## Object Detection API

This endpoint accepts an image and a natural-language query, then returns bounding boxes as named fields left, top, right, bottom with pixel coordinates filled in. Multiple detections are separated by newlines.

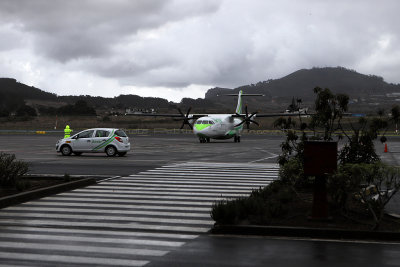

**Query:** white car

left=56, top=128, right=130, bottom=156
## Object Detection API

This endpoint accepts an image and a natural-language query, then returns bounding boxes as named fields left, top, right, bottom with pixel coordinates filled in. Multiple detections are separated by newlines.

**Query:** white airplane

left=126, top=90, right=300, bottom=143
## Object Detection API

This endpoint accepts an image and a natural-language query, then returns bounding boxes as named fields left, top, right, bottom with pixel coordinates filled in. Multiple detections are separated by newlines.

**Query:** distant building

left=125, top=108, right=156, bottom=115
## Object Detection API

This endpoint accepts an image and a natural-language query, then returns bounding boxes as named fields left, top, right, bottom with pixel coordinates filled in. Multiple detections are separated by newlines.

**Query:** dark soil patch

left=240, top=192, right=400, bottom=232
left=0, top=177, right=69, bottom=198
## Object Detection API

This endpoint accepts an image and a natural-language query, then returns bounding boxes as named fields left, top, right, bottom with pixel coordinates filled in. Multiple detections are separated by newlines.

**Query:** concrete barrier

left=0, top=178, right=97, bottom=209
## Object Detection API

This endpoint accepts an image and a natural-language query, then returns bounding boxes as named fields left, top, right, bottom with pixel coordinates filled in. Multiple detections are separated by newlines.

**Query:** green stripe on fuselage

left=194, top=124, right=212, bottom=131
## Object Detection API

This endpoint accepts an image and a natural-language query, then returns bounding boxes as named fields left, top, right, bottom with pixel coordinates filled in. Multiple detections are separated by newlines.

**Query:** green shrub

left=0, top=153, right=29, bottom=186
left=211, top=199, right=240, bottom=225
left=278, top=157, right=313, bottom=189
left=211, top=181, right=295, bottom=225
left=328, top=162, right=400, bottom=230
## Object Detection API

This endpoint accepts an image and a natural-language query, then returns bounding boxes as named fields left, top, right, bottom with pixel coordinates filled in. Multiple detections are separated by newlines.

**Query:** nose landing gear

left=199, top=137, right=211, bottom=143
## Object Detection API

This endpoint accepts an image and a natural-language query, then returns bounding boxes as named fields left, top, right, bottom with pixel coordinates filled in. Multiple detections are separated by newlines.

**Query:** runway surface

left=0, top=133, right=400, bottom=266
left=0, top=133, right=283, bottom=176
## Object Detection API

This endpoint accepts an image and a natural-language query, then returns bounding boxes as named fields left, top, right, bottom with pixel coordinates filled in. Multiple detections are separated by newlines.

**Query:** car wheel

left=105, top=146, right=117, bottom=157
left=118, top=152, right=127, bottom=157
left=61, top=145, right=72, bottom=156
left=73, top=152, right=82, bottom=156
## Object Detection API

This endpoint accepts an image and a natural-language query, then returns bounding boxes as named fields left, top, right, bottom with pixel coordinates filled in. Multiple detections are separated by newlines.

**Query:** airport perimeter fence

left=1, top=128, right=400, bottom=136
left=0, top=128, right=286, bottom=135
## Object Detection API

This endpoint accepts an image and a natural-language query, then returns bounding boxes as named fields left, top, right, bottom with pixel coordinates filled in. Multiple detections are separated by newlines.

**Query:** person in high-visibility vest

left=64, top=125, right=72, bottom=138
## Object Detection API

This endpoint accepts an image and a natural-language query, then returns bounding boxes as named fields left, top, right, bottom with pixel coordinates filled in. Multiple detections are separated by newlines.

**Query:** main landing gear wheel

left=199, top=137, right=210, bottom=143
left=234, top=136, right=241, bottom=143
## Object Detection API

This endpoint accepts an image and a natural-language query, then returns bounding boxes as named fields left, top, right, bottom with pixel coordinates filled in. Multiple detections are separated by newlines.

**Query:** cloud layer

left=0, top=0, right=399, bottom=102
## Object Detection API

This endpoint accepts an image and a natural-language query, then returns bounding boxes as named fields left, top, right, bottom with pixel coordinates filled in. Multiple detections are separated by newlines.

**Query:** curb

left=0, top=178, right=97, bottom=209
left=210, top=225, right=400, bottom=242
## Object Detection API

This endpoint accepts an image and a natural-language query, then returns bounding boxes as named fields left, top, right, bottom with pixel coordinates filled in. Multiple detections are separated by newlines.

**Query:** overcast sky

left=0, top=0, right=399, bottom=102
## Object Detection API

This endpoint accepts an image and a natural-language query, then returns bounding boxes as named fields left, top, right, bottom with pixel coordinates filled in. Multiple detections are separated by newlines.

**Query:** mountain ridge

left=1, top=67, right=400, bottom=113
left=205, top=67, right=400, bottom=100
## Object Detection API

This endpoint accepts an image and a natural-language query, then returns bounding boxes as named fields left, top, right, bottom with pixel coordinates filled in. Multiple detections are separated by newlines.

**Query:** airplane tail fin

left=236, top=90, right=243, bottom=114
left=223, top=90, right=264, bottom=114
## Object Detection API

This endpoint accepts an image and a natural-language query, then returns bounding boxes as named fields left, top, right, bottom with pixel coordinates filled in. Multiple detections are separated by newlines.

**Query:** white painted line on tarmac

left=0, top=241, right=168, bottom=257
left=0, top=220, right=210, bottom=233
left=2, top=226, right=199, bottom=240
left=8, top=206, right=210, bottom=218
left=36, top=196, right=215, bottom=206
left=73, top=188, right=248, bottom=197
left=20, top=201, right=211, bottom=212
left=250, top=152, right=279, bottom=163
left=0, top=212, right=214, bottom=225
left=0, top=251, right=148, bottom=267
left=0, top=233, right=185, bottom=247
left=105, top=178, right=272, bottom=186
left=99, top=182, right=269, bottom=190
left=58, top=192, right=241, bottom=201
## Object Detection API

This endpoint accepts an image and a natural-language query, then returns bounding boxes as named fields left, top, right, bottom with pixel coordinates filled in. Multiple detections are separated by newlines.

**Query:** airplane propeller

left=234, top=105, right=259, bottom=129
left=176, top=107, right=193, bottom=129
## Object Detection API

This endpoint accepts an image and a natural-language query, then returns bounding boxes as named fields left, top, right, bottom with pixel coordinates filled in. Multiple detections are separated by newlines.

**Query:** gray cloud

left=0, top=0, right=399, bottom=101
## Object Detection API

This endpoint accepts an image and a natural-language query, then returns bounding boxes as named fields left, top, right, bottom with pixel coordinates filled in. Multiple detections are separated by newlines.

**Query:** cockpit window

left=196, top=120, right=214, bottom=124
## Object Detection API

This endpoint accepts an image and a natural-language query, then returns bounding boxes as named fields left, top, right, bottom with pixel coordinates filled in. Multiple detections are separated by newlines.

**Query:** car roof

left=78, top=128, right=123, bottom=132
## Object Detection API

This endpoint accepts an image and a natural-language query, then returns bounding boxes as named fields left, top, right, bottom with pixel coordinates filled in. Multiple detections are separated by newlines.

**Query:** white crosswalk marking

left=0, top=162, right=279, bottom=266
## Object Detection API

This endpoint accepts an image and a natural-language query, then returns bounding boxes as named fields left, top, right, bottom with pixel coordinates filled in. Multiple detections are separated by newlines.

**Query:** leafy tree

left=336, top=163, right=400, bottom=230
left=309, top=87, right=349, bottom=140
left=16, top=104, right=37, bottom=117
left=276, top=87, right=348, bottom=165
left=56, top=100, right=97, bottom=116
left=73, top=100, right=96, bottom=116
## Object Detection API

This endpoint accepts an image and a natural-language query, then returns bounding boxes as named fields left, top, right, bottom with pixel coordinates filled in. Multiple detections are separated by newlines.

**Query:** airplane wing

left=231, top=105, right=309, bottom=128
left=253, top=112, right=308, bottom=117
left=125, top=108, right=208, bottom=129
left=125, top=113, right=206, bottom=118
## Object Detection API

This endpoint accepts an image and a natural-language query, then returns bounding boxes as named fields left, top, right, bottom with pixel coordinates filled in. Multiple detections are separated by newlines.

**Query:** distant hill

left=205, top=67, right=400, bottom=100
left=0, top=78, right=57, bottom=100
left=2, top=67, right=400, bottom=115
left=0, top=78, right=179, bottom=115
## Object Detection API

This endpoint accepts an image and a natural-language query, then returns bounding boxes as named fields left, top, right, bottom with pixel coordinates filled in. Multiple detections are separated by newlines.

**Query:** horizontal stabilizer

left=220, top=94, right=265, bottom=96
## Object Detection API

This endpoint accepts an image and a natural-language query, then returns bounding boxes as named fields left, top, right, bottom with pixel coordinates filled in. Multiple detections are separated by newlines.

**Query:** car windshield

left=115, top=130, right=127, bottom=137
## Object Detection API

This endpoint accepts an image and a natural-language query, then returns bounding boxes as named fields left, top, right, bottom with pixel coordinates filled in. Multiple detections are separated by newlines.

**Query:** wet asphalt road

left=1, top=133, right=400, bottom=266
left=0, top=133, right=284, bottom=177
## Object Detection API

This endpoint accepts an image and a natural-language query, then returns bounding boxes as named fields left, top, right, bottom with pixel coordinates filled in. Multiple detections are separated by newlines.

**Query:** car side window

left=77, top=130, right=94, bottom=139
left=95, top=130, right=110, bottom=137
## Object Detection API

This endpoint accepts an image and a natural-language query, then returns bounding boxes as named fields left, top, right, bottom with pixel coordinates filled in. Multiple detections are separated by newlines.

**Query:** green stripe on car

left=92, top=133, right=117, bottom=151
